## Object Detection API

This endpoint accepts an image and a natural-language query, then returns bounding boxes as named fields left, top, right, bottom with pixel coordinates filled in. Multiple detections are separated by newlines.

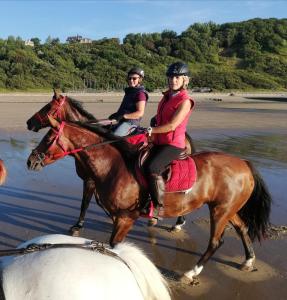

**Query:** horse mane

left=114, top=242, right=171, bottom=300
left=67, top=97, right=96, bottom=120
left=75, top=122, right=138, bottom=167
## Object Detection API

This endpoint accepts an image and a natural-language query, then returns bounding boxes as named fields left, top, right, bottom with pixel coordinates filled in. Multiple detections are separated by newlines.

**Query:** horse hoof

left=170, top=224, right=182, bottom=232
left=147, top=218, right=158, bottom=227
left=170, top=219, right=186, bottom=232
left=179, top=275, right=191, bottom=284
left=240, top=264, right=254, bottom=272
left=69, top=227, right=80, bottom=237
left=240, top=257, right=255, bottom=272
left=180, top=275, right=200, bottom=286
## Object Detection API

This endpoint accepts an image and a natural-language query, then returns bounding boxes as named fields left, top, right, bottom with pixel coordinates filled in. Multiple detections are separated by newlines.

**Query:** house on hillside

left=66, top=35, right=92, bottom=44
left=24, top=39, right=34, bottom=47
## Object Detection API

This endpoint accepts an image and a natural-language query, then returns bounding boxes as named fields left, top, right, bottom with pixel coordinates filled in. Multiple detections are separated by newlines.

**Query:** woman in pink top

left=143, top=62, right=195, bottom=212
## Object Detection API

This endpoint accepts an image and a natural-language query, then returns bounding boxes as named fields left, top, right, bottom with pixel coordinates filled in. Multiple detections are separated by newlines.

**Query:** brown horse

left=26, top=93, right=191, bottom=232
left=0, top=159, right=7, bottom=185
left=27, top=117, right=271, bottom=283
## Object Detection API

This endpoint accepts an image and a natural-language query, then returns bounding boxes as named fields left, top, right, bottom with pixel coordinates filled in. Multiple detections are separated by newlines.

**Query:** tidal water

left=1, top=129, right=287, bottom=300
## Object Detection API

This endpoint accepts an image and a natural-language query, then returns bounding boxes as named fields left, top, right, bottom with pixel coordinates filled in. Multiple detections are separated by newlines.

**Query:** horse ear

left=53, top=88, right=61, bottom=99
left=48, top=115, right=60, bottom=129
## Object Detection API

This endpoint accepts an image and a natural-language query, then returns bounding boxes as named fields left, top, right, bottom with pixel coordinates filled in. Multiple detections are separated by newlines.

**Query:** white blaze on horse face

left=184, top=264, right=204, bottom=281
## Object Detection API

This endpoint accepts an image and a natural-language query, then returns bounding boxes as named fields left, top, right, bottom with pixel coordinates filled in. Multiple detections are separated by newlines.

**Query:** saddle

left=138, top=145, right=188, bottom=181
left=136, top=145, right=197, bottom=193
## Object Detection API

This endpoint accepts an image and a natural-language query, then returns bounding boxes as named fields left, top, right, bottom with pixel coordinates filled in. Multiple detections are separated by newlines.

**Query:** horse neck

left=67, top=126, right=126, bottom=178
left=65, top=99, right=94, bottom=123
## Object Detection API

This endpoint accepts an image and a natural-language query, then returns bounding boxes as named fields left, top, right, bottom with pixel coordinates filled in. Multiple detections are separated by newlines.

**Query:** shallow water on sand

left=1, top=130, right=287, bottom=299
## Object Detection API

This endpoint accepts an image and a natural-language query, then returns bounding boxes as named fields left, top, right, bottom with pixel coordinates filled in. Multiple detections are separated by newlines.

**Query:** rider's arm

left=150, top=99, right=191, bottom=134
left=123, top=100, right=146, bottom=120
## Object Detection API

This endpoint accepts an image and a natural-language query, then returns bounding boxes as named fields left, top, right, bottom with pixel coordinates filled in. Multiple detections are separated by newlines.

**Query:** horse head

left=27, top=92, right=97, bottom=132
left=26, top=93, right=67, bottom=132
left=27, top=116, right=71, bottom=170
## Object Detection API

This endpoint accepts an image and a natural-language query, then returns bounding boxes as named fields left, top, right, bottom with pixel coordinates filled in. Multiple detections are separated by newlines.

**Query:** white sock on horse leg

left=183, top=265, right=203, bottom=280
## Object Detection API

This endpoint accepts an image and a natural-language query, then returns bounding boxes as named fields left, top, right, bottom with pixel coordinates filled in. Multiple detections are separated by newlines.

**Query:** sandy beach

left=0, top=92, right=287, bottom=299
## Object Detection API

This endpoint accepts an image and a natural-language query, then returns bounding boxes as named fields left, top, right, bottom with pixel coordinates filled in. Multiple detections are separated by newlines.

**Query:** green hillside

left=0, top=18, right=286, bottom=92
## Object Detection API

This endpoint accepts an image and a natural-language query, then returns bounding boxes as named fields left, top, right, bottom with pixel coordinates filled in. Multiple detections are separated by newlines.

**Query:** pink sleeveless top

left=154, top=89, right=194, bottom=148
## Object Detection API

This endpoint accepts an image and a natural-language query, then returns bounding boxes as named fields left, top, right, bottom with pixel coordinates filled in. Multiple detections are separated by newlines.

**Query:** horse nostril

left=27, top=160, right=31, bottom=169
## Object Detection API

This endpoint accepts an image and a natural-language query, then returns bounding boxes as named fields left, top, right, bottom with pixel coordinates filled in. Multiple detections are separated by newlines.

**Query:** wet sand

left=0, top=92, right=287, bottom=299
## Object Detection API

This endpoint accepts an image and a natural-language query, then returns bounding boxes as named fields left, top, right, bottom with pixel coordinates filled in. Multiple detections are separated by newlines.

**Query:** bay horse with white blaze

left=0, top=159, right=7, bottom=185
left=0, top=234, right=170, bottom=300
left=26, top=92, right=190, bottom=233
left=27, top=117, right=271, bottom=283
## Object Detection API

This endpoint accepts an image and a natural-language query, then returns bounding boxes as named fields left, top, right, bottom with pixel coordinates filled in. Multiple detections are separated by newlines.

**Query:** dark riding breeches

left=143, top=144, right=183, bottom=175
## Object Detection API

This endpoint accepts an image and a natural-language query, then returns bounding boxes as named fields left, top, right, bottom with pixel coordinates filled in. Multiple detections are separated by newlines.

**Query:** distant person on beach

left=108, top=67, right=148, bottom=136
left=142, top=62, right=194, bottom=213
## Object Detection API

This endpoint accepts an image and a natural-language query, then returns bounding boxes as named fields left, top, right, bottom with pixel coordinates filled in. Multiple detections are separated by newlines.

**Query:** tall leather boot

left=148, top=173, right=165, bottom=208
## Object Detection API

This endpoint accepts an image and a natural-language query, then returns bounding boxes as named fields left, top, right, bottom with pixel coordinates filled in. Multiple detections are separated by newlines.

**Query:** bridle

left=31, top=121, right=88, bottom=164
left=34, top=96, right=67, bottom=127
left=31, top=121, right=128, bottom=165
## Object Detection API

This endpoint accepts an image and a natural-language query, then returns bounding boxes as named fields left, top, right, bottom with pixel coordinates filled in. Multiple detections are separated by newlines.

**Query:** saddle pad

left=165, top=156, right=197, bottom=192
left=136, top=156, right=197, bottom=193
left=126, top=133, right=147, bottom=145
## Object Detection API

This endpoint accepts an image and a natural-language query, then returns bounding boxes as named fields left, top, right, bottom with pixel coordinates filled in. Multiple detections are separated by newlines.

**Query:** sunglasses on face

left=128, top=76, right=140, bottom=81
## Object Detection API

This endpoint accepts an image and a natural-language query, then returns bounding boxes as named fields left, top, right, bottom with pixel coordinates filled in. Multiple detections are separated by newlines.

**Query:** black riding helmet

left=128, top=67, right=145, bottom=78
left=166, top=62, right=189, bottom=77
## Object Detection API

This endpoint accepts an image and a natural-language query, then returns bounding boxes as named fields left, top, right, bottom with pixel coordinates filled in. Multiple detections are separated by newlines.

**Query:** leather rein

left=32, top=121, right=145, bottom=162
left=0, top=241, right=130, bottom=269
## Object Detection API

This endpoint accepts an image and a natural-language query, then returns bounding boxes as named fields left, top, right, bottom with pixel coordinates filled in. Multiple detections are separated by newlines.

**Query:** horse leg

left=171, top=216, right=186, bottom=232
left=110, top=214, right=136, bottom=247
left=181, top=207, right=228, bottom=283
left=229, top=214, right=256, bottom=271
left=69, top=179, right=96, bottom=237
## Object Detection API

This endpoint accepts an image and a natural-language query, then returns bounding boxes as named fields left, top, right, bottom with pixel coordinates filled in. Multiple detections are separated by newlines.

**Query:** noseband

left=34, top=96, right=66, bottom=127
left=32, top=121, right=83, bottom=164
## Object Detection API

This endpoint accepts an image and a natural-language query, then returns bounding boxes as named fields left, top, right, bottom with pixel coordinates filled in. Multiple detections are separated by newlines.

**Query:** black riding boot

left=148, top=173, right=165, bottom=209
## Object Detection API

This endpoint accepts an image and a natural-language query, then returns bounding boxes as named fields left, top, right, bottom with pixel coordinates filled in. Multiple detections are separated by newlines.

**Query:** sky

left=0, top=0, right=286, bottom=42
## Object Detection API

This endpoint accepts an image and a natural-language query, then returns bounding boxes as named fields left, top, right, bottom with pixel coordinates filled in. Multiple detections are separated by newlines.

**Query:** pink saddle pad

left=136, top=156, right=197, bottom=193
left=165, top=156, right=197, bottom=192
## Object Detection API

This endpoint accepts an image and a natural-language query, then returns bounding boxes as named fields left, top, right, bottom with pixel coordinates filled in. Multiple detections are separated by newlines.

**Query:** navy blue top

left=117, top=86, right=148, bottom=125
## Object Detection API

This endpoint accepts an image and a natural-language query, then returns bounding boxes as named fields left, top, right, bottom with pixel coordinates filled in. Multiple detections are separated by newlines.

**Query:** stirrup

left=140, top=202, right=164, bottom=219
left=140, top=201, right=154, bottom=218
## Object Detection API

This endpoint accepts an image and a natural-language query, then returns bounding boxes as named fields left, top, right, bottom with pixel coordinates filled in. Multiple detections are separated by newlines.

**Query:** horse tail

left=238, top=161, right=272, bottom=242
left=115, top=242, right=171, bottom=300
left=0, top=159, right=7, bottom=185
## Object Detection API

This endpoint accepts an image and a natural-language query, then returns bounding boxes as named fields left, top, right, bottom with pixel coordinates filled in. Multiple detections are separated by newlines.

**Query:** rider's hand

left=108, top=113, right=118, bottom=120
left=109, top=113, right=124, bottom=122
left=115, top=114, right=124, bottom=122
left=142, top=127, right=152, bottom=136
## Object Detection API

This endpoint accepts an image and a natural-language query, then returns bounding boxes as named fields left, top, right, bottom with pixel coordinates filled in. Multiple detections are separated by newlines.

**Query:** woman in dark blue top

left=109, top=67, right=148, bottom=136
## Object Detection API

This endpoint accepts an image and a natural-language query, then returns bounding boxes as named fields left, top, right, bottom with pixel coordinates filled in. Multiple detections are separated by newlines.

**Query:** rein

left=0, top=241, right=131, bottom=269
left=0, top=241, right=114, bottom=257
left=34, top=121, right=146, bottom=161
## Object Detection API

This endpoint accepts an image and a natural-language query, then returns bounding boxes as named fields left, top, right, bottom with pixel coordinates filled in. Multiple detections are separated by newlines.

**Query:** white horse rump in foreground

left=0, top=234, right=171, bottom=300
